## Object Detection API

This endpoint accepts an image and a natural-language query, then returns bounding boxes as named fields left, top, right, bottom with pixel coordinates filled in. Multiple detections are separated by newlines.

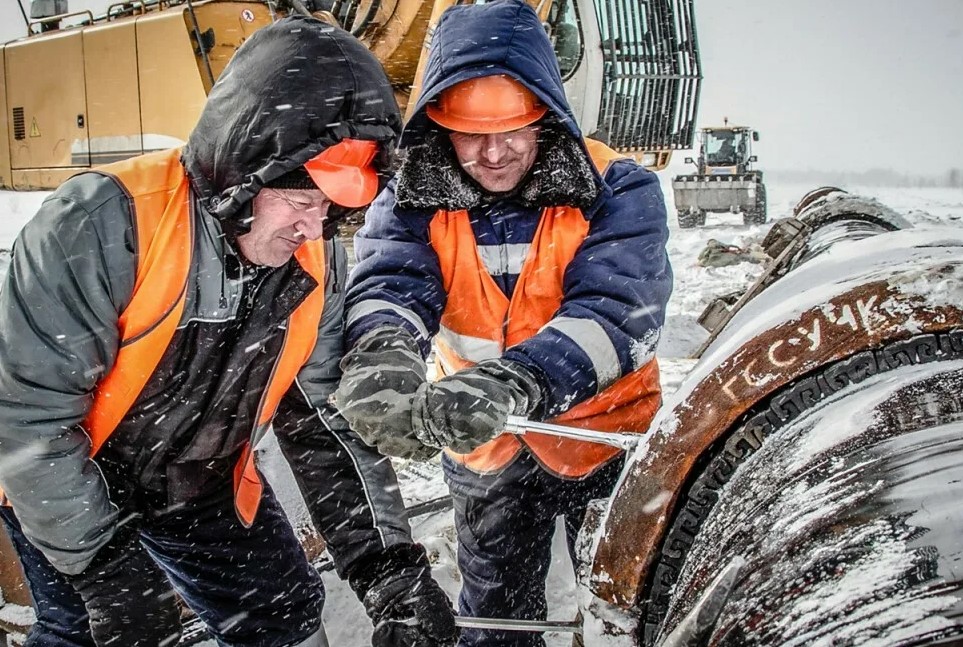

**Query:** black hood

left=182, top=15, right=402, bottom=221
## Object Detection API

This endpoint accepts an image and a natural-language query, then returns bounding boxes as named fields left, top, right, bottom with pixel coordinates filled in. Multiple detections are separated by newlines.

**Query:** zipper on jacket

left=329, top=240, right=339, bottom=295
left=219, top=273, right=229, bottom=310
left=249, top=324, right=289, bottom=449
left=237, top=266, right=269, bottom=321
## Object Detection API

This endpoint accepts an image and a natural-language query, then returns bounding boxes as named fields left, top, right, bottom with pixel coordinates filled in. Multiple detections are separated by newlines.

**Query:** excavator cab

left=563, top=0, right=702, bottom=169
left=701, top=126, right=758, bottom=172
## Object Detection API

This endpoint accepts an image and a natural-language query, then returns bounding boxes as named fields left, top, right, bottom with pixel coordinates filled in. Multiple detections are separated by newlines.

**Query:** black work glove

left=411, top=358, right=543, bottom=454
left=349, top=543, right=458, bottom=647
left=334, top=326, right=438, bottom=460
left=65, top=523, right=181, bottom=647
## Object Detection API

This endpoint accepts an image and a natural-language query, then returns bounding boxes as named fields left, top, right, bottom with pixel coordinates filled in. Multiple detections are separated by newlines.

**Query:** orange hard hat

left=304, top=138, right=380, bottom=208
left=426, top=75, right=548, bottom=134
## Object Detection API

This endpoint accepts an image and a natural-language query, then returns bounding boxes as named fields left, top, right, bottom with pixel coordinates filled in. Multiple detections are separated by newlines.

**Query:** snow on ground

left=0, top=178, right=960, bottom=645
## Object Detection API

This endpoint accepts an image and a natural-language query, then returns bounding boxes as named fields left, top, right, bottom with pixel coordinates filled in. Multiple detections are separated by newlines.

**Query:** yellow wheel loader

left=672, top=123, right=767, bottom=228
left=0, top=0, right=702, bottom=190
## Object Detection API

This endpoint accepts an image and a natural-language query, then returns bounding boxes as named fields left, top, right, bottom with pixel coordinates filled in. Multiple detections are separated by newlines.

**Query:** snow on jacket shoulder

left=346, top=157, right=672, bottom=417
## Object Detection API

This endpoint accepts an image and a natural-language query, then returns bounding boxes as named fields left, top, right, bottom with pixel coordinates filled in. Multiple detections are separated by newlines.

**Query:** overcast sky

left=2, top=0, right=961, bottom=175
left=694, top=1, right=963, bottom=176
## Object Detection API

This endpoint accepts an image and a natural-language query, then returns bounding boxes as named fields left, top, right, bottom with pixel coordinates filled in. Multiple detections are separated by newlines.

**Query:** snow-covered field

left=1, top=176, right=961, bottom=645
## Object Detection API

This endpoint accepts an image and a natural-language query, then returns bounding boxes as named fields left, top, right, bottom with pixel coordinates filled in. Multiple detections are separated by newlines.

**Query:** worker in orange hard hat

left=0, top=16, right=457, bottom=647
left=420, top=74, right=550, bottom=194
left=335, top=0, right=672, bottom=645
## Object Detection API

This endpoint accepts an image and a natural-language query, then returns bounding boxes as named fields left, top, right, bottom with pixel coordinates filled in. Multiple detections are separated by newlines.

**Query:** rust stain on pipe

left=590, top=269, right=963, bottom=607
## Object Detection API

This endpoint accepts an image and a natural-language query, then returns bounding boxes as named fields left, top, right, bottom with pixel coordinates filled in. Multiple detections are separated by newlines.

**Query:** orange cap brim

left=304, top=139, right=380, bottom=208
left=305, top=161, right=379, bottom=209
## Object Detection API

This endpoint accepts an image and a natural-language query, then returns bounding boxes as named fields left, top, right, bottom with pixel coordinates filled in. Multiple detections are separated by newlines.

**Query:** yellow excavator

left=0, top=0, right=701, bottom=190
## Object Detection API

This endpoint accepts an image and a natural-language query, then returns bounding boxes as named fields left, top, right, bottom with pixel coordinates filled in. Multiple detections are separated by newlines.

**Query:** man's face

left=237, top=188, right=332, bottom=267
left=449, top=125, right=540, bottom=193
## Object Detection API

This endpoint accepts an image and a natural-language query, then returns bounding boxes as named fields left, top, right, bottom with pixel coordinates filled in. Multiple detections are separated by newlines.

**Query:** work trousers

left=0, top=482, right=327, bottom=647
left=442, top=452, right=624, bottom=647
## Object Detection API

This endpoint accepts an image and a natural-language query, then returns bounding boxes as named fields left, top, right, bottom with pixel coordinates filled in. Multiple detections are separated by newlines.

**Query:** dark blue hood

left=400, top=0, right=580, bottom=147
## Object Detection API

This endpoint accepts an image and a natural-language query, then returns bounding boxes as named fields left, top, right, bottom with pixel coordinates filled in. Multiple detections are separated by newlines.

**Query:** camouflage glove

left=334, top=326, right=438, bottom=460
left=411, top=358, right=543, bottom=454
left=348, top=544, right=458, bottom=647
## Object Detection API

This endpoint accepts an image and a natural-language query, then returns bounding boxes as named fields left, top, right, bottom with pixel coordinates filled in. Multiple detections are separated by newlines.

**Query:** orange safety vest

left=62, top=149, right=325, bottom=526
left=430, top=140, right=662, bottom=478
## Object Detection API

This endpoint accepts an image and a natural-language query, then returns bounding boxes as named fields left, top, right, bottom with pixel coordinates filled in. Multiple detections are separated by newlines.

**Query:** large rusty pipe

left=584, top=189, right=963, bottom=643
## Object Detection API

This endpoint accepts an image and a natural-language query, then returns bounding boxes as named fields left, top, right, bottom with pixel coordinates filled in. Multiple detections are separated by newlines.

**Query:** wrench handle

left=504, top=416, right=639, bottom=451
left=454, top=616, right=582, bottom=634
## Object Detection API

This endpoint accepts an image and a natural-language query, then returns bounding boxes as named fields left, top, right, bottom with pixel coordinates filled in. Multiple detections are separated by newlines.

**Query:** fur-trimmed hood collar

left=395, top=125, right=598, bottom=212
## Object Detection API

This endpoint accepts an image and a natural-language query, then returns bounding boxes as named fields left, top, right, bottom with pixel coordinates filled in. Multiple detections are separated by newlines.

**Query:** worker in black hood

left=182, top=12, right=400, bottom=225
left=0, top=16, right=456, bottom=647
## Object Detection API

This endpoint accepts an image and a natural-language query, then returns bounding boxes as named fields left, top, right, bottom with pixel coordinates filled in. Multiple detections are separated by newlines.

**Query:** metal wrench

left=504, top=415, right=640, bottom=451
left=445, top=421, right=626, bottom=637
left=455, top=616, right=582, bottom=634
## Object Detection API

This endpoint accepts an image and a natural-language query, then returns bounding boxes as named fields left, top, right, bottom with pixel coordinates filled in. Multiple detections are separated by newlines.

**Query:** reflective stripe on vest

left=81, top=149, right=327, bottom=526
left=429, top=139, right=661, bottom=479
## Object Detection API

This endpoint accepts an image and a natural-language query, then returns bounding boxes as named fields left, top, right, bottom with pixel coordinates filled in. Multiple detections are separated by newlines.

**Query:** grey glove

left=411, top=358, right=543, bottom=454
left=334, top=326, right=438, bottom=460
